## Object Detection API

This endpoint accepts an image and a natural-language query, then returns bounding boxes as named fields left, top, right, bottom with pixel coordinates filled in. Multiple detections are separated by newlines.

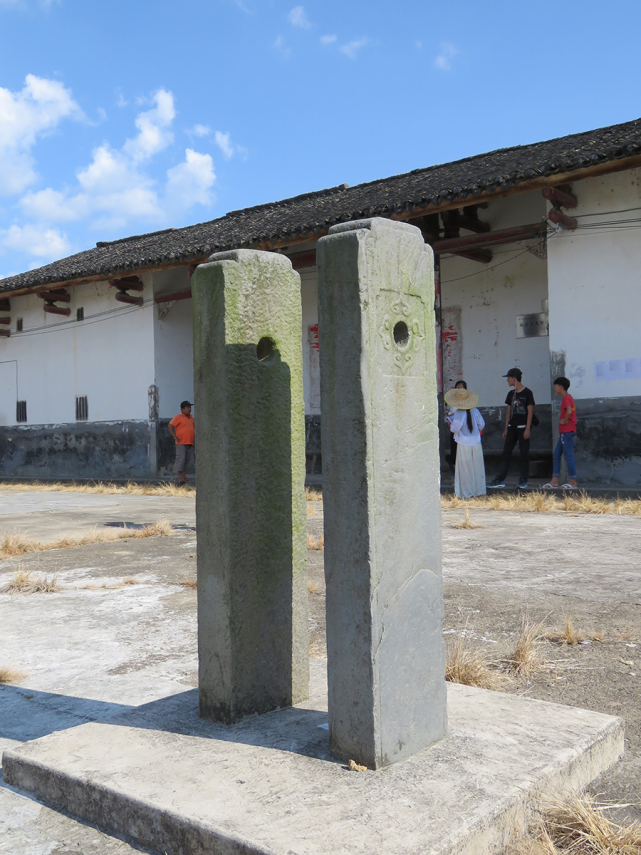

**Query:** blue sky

left=1, top=0, right=640, bottom=279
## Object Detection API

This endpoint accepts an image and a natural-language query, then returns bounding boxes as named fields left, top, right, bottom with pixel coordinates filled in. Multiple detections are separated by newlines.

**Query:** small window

left=76, top=307, right=84, bottom=321
left=76, top=395, right=88, bottom=421
left=16, top=401, right=27, bottom=423
left=16, top=318, right=23, bottom=332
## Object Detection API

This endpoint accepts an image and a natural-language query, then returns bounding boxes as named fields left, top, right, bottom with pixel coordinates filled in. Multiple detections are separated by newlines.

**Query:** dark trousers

left=497, top=426, right=530, bottom=482
left=445, top=432, right=458, bottom=470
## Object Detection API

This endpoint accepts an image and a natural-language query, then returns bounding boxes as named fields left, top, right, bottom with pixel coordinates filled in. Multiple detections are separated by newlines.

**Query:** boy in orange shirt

left=544, top=377, right=577, bottom=489
left=168, top=401, right=195, bottom=485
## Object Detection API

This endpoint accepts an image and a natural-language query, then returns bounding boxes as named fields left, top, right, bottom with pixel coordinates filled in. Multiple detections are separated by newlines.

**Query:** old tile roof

left=2, top=116, right=641, bottom=294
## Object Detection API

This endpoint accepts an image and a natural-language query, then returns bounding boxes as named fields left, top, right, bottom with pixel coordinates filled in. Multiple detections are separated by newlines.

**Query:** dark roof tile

left=2, top=116, right=641, bottom=293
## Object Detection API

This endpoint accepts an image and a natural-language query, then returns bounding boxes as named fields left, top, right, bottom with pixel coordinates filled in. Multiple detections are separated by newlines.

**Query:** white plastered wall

left=0, top=278, right=155, bottom=426
left=440, top=190, right=551, bottom=407
left=547, top=166, right=641, bottom=400
left=152, top=267, right=194, bottom=419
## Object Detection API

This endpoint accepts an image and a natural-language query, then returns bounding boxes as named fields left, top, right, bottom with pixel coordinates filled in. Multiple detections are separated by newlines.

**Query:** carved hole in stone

left=393, top=321, right=410, bottom=347
left=256, top=337, right=276, bottom=363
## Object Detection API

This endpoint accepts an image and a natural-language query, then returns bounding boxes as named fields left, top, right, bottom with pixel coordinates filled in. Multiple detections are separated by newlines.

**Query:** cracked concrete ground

left=1, top=492, right=640, bottom=853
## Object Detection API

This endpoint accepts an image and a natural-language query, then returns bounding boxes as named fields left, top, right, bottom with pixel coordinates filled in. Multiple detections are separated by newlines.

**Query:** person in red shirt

left=168, top=401, right=195, bottom=485
left=544, top=377, right=577, bottom=489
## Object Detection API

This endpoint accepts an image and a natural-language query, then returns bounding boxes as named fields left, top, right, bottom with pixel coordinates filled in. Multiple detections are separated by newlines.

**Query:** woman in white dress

left=444, top=387, right=486, bottom=499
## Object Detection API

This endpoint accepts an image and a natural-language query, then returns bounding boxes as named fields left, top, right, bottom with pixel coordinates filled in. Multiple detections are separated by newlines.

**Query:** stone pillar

left=317, top=218, right=446, bottom=769
left=192, top=250, right=308, bottom=724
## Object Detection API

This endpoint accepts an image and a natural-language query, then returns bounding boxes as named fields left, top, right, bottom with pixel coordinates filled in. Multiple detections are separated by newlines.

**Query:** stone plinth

left=2, top=662, right=624, bottom=855
left=192, top=249, right=308, bottom=723
left=317, top=217, right=445, bottom=768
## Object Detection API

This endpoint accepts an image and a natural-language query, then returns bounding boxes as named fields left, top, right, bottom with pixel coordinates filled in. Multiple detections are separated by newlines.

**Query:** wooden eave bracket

left=544, top=185, right=578, bottom=231
left=109, top=275, right=144, bottom=307
left=38, top=288, right=71, bottom=317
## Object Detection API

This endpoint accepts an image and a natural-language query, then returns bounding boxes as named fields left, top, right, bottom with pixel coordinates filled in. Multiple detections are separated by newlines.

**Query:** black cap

left=503, top=368, right=522, bottom=380
left=180, top=400, right=193, bottom=408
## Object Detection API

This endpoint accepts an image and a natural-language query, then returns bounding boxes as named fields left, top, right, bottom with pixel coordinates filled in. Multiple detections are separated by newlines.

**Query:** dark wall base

left=3, top=397, right=640, bottom=485
left=476, top=404, right=553, bottom=454
left=574, top=395, right=641, bottom=486
left=0, top=421, right=151, bottom=480
left=157, top=419, right=178, bottom=476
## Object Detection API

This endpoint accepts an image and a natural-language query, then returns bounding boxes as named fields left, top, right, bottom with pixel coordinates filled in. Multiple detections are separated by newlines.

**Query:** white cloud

left=0, top=0, right=61, bottom=8
left=15, top=90, right=217, bottom=234
left=433, top=42, right=458, bottom=71
left=214, top=131, right=235, bottom=160
left=0, top=223, right=70, bottom=260
left=20, top=187, right=87, bottom=221
left=0, top=74, right=83, bottom=197
left=166, top=149, right=215, bottom=210
left=115, top=91, right=128, bottom=108
left=320, top=34, right=337, bottom=45
left=273, top=34, right=291, bottom=57
left=339, top=37, right=369, bottom=59
left=123, top=89, right=175, bottom=162
left=288, top=5, right=310, bottom=28
left=190, top=123, right=211, bottom=137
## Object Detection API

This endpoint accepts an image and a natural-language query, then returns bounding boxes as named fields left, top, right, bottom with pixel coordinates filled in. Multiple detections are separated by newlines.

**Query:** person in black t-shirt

left=488, top=367, right=535, bottom=489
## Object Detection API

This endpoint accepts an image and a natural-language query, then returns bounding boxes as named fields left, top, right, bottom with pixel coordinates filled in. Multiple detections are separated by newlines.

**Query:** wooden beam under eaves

left=450, top=248, right=493, bottom=263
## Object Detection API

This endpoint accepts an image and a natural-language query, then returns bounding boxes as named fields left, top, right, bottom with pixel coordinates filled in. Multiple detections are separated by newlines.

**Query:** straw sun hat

left=444, top=387, right=478, bottom=410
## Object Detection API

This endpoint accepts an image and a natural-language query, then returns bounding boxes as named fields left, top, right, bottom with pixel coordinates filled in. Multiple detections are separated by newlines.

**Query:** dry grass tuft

left=508, top=619, right=547, bottom=678
left=545, top=616, right=585, bottom=646
left=451, top=510, right=484, bottom=530
left=442, top=490, right=641, bottom=517
left=306, top=503, right=316, bottom=516
left=121, top=577, right=139, bottom=586
left=0, top=665, right=27, bottom=684
left=2, top=568, right=60, bottom=594
left=308, top=579, right=321, bottom=594
left=0, top=480, right=195, bottom=497
left=347, top=759, right=368, bottom=772
left=0, top=532, right=34, bottom=557
left=307, top=531, right=324, bottom=550
left=0, top=519, right=175, bottom=561
left=305, top=486, right=322, bottom=502
left=132, top=519, right=174, bottom=538
left=446, top=636, right=508, bottom=691
left=509, top=791, right=641, bottom=854
left=180, top=579, right=197, bottom=589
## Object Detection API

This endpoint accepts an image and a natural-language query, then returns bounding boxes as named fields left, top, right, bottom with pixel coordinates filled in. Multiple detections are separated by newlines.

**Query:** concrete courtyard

left=0, top=489, right=639, bottom=853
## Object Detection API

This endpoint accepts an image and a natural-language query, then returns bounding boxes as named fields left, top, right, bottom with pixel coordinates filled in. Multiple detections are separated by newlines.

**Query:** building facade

left=1, top=118, right=641, bottom=484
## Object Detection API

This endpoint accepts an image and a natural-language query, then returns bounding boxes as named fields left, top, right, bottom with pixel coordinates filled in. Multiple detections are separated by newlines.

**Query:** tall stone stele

left=317, top=217, right=446, bottom=769
left=192, top=250, right=308, bottom=724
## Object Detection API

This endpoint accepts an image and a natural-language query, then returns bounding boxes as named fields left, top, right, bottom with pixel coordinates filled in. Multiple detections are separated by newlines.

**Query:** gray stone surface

left=192, top=250, right=308, bottom=723
left=0, top=490, right=195, bottom=542
left=316, top=217, right=445, bottom=768
left=3, top=659, right=624, bottom=855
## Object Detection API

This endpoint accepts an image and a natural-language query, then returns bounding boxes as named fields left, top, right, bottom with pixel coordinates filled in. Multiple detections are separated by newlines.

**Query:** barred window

left=75, top=395, right=88, bottom=421
left=16, top=318, right=23, bottom=332
left=76, top=307, right=84, bottom=321
left=16, top=401, right=27, bottom=423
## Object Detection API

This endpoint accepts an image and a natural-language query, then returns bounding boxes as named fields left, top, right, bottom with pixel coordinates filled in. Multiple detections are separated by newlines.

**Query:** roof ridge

left=225, top=183, right=350, bottom=217
left=96, top=227, right=177, bottom=248
left=342, top=115, right=641, bottom=193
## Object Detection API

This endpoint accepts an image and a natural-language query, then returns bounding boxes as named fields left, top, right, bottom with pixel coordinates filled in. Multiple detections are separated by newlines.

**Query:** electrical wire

left=14, top=297, right=155, bottom=337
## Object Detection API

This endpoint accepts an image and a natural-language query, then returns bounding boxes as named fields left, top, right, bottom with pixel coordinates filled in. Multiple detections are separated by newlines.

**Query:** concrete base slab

left=3, top=660, right=623, bottom=855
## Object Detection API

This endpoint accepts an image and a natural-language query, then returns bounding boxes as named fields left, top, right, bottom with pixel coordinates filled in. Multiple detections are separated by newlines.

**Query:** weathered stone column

left=317, top=217, right=446, bottom=768
left=192, top=250, right=308, bottom=723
